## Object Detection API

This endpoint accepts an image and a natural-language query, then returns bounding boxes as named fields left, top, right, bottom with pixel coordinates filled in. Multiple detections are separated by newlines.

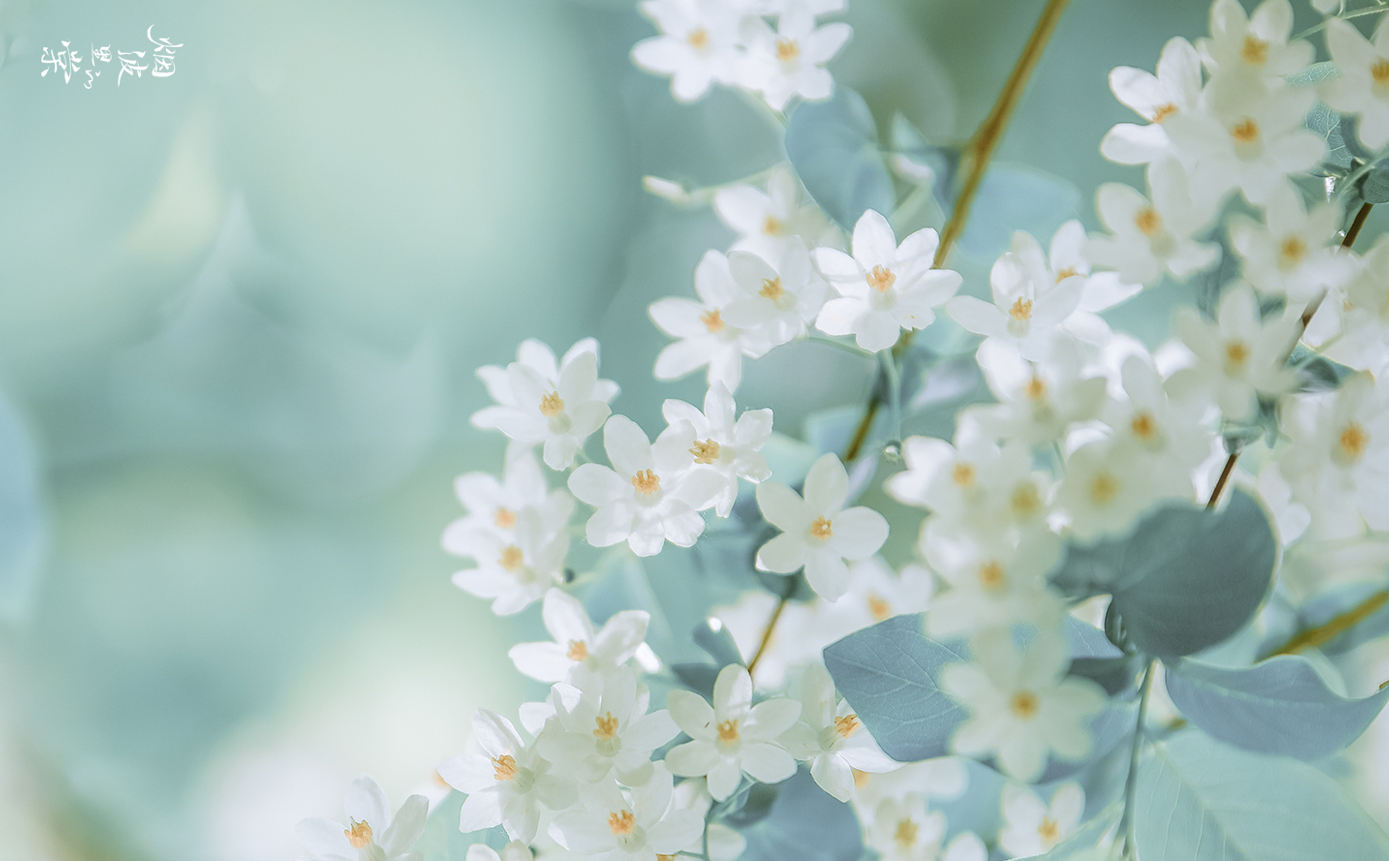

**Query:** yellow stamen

left=978, top=560, right=1006, bottom=591
left=867, top=591, right=892, bottom=621
left=1241, top=35, right=1268, bottom=65
left=1225, top=341, right=1250, bottom=373
left=1025, top=376, right=1047, bottom=401
left=952, top=462, right=976, bottom=486
left=1039, top=817, right=1061, bottom=845
left=776, top=38, right=800, bottom=62
left=492, top=754, right=518, bottom=781
left=834, top=714, right=860, bottom=738
left=1339, top=422, right=1369, bottom=462
left=345, top=820, right=372, bottom=849
left=1280, top=236, right=1306, bottom=266
left=1011, top=483, right=1042, bottom=516
left=494, top=507, right=516, bottom=529
left=688, top=28, right=709, bottom=49
left=717, top=719, right=739, bottom=743
left=1151, top=102, right=1178, bottom=124
left=608, top=811, right=636, bottom=835
left=566, top=639, right=589, bottom=661
left=852, top=768, right=872, bottom=788
left=594, top=712, right=619, bottom=740
left=1055, top=266, right=1081, bottom=282
left=894, top=818, right=919, bottom=849
left=540, top=391, right=565, bottom=417
left=867, top=265, right=896, bottom=292
left=810, top=516, right=834, bottom=539
left=632, top=469, right=661, bottom=495
left=499, top=545, right=524, bottom=572
left=763, top=214, right=783, bottom=236
left=701, top=309, right=725, bottom=333
left=1131, top=412, right=1157, bottom=440
left=1231, top=118, right=1260, bottom=144
left=759, top=277, right=785, bottom=300
left=690, top=438, right=721, bottom=464
left=1135, top=208, right=1161, bottom=237
left=1011, top=691, right=1039, bottom=718
left=1090, top=473, right=1119, bottom=504
left=1009, top=297, right=1034, bottom=321
left=1374, top=59, right=1389, bottom=85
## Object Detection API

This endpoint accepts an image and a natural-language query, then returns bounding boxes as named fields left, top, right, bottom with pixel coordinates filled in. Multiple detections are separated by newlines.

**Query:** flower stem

left=747, top=596, right=788, bottom=676
left=1116, top=660, right=1156, bottom=860
left=843, top=0, right=1072, bottom=461
left=1263, top=589, right=1389, bottom=658
left=882, top=349, right=904, bottom=447
left=1294, top=5, right=1389, bottom=41
left=1203, top=203, right=1372, bottom=509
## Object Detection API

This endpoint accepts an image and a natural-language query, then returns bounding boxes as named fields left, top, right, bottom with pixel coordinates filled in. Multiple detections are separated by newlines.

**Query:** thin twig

left=1116, top=661, right=1156, bottom=860
left=842, top=0, right=1072, bottom=462
left=1205, top=453, right=1240, bottom=509
left=1264, top=590, right=1389, bottom=658
left=746, top=596, right=788, bottom=675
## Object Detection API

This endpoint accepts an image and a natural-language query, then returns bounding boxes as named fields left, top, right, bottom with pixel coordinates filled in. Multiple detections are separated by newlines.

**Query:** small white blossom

left=1054, top=439, right=1161, bottom=541
left=1321, top=17, right=1389, bottom=151
left=1167, top=283, right=1300, bottom=421
left=450, top=503, right=574, bottom=616
left=998, top=782, right=1085, bottom=858
left=660, top=382, right=774, bottom=517
left=569, top=415, right=724, bottom=557
left=754, top=452, right=890, bottom=601
left=1102, top=37, right=1203, bottom=165
left=471, top=339, right=619, bottom=470
left=866, top=795, right=986, bottom=861
left=713, top=165, right=835, bottom=262
left=296, top=776, right=427, bottom=861
left=1198, top=0, right=1315, bottom=88
left=1229, top=181, right=1348, bottom=304
left=631, top=0, right=745, bottom=102
left=1280, top=372, right=1389, bottom=535
left=665, top=664, right=801, bottom=800
left=1099, top=353, right=1213, bottom=499
left=1334, top=236, right=1389, bottom=371
left=650, top=250, right=775, bottom=392
left=548, top=764, right=704, bottom=861
left=920, top=529, right=1065, bottom=640
left=438, top=710, right=577, bottom=843
left=782, top=663, right=898, bottom=801
left=508, top=588, right=650, bottom=684
left=539, top=666, right=681, bottom=787
left=723, top=239, right=832, bottom=347
left=739, top=6, right=852, bottom=111
left=813, top=210, right=962, bottom=352
left=940, top=628, right=1107, bottom=783
left=965, top=338, right=1107, bottom=446
left=1085, top=164, right=1221, bottom=286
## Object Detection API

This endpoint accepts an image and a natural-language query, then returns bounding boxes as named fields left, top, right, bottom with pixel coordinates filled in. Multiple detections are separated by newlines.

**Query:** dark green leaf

left=785, top=88, right=895, bottom=230
left=693, top=618, right=744, bottom=667
left=737, top=768, right=863, bottom=861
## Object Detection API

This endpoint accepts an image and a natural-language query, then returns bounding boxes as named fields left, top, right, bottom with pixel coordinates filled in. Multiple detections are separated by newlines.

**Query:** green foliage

left=737, top=768, right=864, bottom=861
left=956, top=164, right=1081, bottom=263
left=785, top=88, right=896, bottom=230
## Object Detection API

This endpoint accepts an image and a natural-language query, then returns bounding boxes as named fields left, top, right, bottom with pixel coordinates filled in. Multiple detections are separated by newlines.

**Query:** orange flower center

left=499, top=545, right=524, bottom=572
left=867, top=265, right=896, bottom=292
left=594, top=712, right=619, bottom=739
left=1089, top=473, right=1119, bottom=504
left=895, top=818, right=919, bottom=849
left=952, top=462, right=976, bottom=486
left=608, top=810, right=636, bottom=835
left=1131, top=412, right=1157, bottom=440
left=632, top=469, right=661, bottom=495
left=345, top=819, right=372, bottom=849
left=1374, top=59, right=1389, bottom=85
left=1241, top=35, right=1268, bottom=65
left=701, top=309, right=725, bottom=333
left=690, top=438, right=721, bottom=464
left=1231, top=118, right=1260, bottom=144
left=867, top=591, right=892, bottom=621
left=566, top=639, right=589, bottom=661
left=494, top=507, right=516, bottom=529
left=810, top=516, right=834, bottom=539
left=776, top=38, right=800, bottom=62
left=1009, top=297, right=1034, bottom=321
left=1135, top=207, right=1161, bottom=236
left=763, top=214, right=783, bottom=236
left=978, top=560, right=1006, bottom=591
left=1040, top=816, right=1061, bottom=845
left=688, top=28, right=709, bottom=49
left=834, top=713, right=860, bottom=738
left=718, top=719, right=740, bottom=743
left=760, top=277, right=785, bottom=300
left=1151, top=102, right=1178, bottom=124
left=540, top=391, right=565, bottom=417
left=1339, top=422, right=1369, bottom=462
left=492, top=754, right=518, bottom=781
left=1011, top=691, right=1040, bottom=718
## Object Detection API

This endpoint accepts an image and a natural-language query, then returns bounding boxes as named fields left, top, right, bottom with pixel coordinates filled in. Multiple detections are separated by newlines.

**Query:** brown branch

left=1205, top=453, right=1239, bottom=509
left=1264, top=590, right=1389, bottom=658
left=746, top=596, right=788, bottom=675
left=842, top=0, right=1072, bottom=462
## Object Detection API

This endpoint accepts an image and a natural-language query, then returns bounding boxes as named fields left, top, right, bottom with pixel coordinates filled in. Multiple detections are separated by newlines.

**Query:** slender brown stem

left=1203, top=203, right=1373, bottom=509
left=842, top=0, right=1071, bottom=462
left=746, top=596, right=788, bottom=675
left=1264, top=590, right=1389, bottom=658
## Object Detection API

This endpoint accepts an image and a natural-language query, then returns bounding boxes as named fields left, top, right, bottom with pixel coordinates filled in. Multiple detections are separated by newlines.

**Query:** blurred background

left=4, top=0, right=1389, bottom=858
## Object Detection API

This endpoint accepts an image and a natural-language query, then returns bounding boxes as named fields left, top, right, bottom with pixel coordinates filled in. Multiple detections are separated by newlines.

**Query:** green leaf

left=1287, top=61, right=1340, bottom=87
left=1134, top=733, right=1389, bottom=861
left=1054, top=490, right=1278, bottom=658
left=692, top=618, right=745, bottom=667
left=416, top=792, right=506, bottom=861
left=737, top=768, right=863, bottom=861
left=1290, top=343, right=1355, bottom=391
left=1361, top=160, right=1389, bottom=204
left=785, top=88, right=895, bottom=230
left=955, top=163, right=1081, bottom=263
left=1165, top=655, right=1389, bottom=760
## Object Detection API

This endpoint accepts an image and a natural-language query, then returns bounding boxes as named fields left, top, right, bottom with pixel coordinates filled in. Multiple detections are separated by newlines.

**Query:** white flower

left=739, top=6, right=852, bottom=111
left=631, top=0, right=744, bottom=102
left=450, top=503, right=574, bottom=616
left=866, top=795, right=986, bottom=861
left=998, top=782, right=1085, bottom=858
left=668, top=777, right=747, bottom=861
left=465, top=842, right=533, bottom=861
left=471, top=339, right=618, bottom=470
left=1164, top=83, right=1324, bottom=206
left=714, top=165, right=835, bottom=261
left=548, top=765, right=704, bottom=861
left=660, top=382, right=774, bottom=517
left=782, top=663, right=897, bottom=801
left=1099, top=353, right=1212, bottom=499
left=1321, top=17, right=1389, bottom=151
left=650, top=250, right=775, bottom=392
left=1280, top=372, right=1389, bottom=534
left=1335, top=237, right=1389, bottom=371
left=296, top=776, right=427, bottom=861
left=665, top=664, right=801, bottom=800
left=920, top=529, right=1065, bottom=640
left=723, top=239, right=832, bottom=348
left=965, top=339, right=1107, bottom=446
left=1101, top=37, right=1203, bottom=165
left=886, top=432, right=1052, bottom=539
left=1167, top=283, right=1300, bottom=421
left=754, top=452, right=890, bottom=601
left=939, top=628, right=1107, bottom=783
left=539, top=666, right=680, bottom=786
left=444, top=451, right=555, bottom=551
left=1054, top=439, right=1161, bottom=541
left=1229, top=181, right=1348, bottom=304
left=508, top=588, right=650, bottom=684
left=946, top=232, right=1086, bottom=362
left=1198, top=0, right=1314, bottom=87
left=823, top=556, right=935, bottom=629
left=568, top=415, right=725, bottom=557
left=438, top=710, right=577, bottom=843
left=813, top=210, right=962, bottom=352
left=1085, top=163, right=1221, bottom=286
